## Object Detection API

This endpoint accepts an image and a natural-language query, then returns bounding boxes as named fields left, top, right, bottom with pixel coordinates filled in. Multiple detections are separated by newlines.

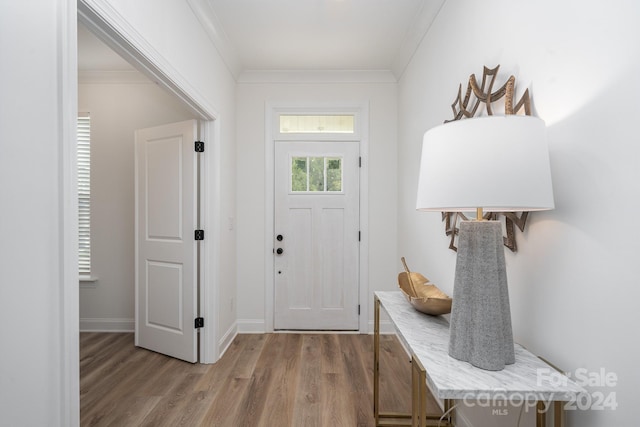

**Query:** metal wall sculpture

left=442, top=65, right=532, bottom=252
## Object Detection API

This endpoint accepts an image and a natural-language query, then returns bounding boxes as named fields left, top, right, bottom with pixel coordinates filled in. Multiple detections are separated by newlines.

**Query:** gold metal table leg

left=411, top=357, right=419, bottom=427
left=554, top=401, right=563, bottom=427
left=444, top=399, right=455, bottom=426
left=411, top=355, right=427, bottom=426
left=536, top=400, right=565, bottom=427
left=536, top=401, right=547, bottom=427
left=374, top=296, right=412, bottom=426
left=374, top=296, right=453, bottom=427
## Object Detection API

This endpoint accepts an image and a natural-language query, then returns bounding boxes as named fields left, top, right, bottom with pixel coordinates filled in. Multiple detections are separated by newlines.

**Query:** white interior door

left=134, top=119, right=199, bottom=363
left=274, top=141, right=360, bottom=330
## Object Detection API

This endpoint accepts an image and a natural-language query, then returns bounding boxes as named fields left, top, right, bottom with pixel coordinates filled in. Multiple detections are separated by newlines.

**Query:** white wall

left=78, top=77, right=196, bottom=331
left=236, top=73, right=398, bottom=331
left=0, top=0, right=237, bottom=424
left=398, top=1, right=640, bottom=426
left=0, top=1, right=78, bottom=425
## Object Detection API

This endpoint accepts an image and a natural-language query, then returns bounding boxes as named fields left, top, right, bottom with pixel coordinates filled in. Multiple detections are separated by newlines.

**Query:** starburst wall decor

left=441, top=65, right=533, bottom=252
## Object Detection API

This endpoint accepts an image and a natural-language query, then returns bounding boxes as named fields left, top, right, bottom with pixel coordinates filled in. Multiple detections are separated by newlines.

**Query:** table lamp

left=416, top=115, right=554, bottom=371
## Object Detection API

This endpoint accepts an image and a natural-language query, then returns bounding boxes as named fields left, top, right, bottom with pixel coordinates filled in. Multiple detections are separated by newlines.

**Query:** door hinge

left=359, top=156, right=362, bottom=167
left=358, top=304, right=361, bottom=315
left=358, top=231, right=361, bottom=242
left=194, top=317, right=204, bottom=328
left=195, top=140, right=205, bottom=152
left=194, top=229, right=205, bottom=240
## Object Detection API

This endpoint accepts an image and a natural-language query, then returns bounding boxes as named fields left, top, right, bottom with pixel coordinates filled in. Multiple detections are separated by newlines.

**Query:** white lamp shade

left=416, top=115, right=554, bottom=212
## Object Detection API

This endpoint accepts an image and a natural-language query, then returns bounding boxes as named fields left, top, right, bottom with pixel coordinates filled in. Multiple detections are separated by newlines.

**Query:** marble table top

left=376, top=291, right=587, bottom=401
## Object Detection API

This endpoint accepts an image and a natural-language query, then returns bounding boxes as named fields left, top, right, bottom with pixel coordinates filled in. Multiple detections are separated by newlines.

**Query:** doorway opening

left=77, top=1, right=218, bottom=364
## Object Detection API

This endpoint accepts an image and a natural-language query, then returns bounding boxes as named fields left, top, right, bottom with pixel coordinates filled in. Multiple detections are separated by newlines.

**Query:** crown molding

left=237, top=69, right=397, bottom=84
left=187, top=0, right=444, bottom=82
left=186, top=0, right=242, bottom=79
left=392, top=0, right=447, bottom=80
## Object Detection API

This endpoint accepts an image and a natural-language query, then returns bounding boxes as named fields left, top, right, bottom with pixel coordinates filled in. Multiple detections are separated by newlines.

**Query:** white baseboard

left=217, top=322, right=238, bottom=359
left=237, top=318, right=266, bottom=333
left=236, top=318, right=395, bottom=334
left=80, top=317, right=134, bottom=332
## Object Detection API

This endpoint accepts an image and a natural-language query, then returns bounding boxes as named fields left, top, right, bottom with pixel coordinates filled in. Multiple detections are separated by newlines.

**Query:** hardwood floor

left=80, top=332, right=436, bottom=426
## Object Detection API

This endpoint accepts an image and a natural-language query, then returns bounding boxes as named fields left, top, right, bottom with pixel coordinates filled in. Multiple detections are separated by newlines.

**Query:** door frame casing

left=265, top=103, right=370, bottom=333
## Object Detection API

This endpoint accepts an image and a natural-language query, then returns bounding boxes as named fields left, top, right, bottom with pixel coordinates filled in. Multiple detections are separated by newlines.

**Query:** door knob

left=276, top=248, right=284, bottom=255
left=276, top=234, right=283, bottom=241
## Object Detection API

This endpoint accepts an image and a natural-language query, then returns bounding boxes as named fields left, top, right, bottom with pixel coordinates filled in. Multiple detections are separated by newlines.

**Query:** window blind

left=78, top=114, right=91, bottom=276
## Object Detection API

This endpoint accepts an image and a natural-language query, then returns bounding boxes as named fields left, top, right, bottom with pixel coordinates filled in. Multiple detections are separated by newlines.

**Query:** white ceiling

left=78, top=0, right=445, bottom=80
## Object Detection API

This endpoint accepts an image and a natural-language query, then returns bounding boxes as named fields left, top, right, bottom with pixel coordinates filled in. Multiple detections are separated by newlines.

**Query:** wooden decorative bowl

left=398, top=258, right=452, bottom=316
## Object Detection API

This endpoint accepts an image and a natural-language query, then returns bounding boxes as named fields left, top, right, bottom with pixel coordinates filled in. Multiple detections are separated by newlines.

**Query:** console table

left=373, top=291, right=586, bottom=427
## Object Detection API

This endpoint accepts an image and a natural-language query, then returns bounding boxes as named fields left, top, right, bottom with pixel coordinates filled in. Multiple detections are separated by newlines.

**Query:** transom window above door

left=280, top=114, right=354, bottom=134
left=274, top=111, right=361, bottom=141
left=291, top=156, right=343, bottom=193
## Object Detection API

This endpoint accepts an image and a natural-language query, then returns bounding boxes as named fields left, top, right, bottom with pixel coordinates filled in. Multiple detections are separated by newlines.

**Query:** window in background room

left=78, top=113, right=91, bottom=278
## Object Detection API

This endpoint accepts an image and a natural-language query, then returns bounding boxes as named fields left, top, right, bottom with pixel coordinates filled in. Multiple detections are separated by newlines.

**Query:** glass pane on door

left=290, top=156, right=343, bottom=193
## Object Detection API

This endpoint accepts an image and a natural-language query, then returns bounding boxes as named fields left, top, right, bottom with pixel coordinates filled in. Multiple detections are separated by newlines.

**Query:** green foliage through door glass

left=291, top=156, right=342, bottom=192
left=326, top=158, right=342, bottom=191
left=291, top=157, right=308, bottom=191
left=309, top=157, right=325, bottom=191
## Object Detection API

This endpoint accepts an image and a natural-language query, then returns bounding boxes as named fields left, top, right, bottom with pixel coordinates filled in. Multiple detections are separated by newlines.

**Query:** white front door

left=134, top=119, right=200, bottom=363
left=274, top=141, right=360, bottom=330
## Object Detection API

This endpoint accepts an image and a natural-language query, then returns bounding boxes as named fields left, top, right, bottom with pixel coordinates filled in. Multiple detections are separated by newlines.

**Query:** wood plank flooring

left=80, top=332, right=436, bottom=426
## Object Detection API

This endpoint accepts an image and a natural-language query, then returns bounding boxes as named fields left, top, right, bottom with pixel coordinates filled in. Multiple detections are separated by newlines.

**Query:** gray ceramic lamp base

left=448, top=221, right=515, bottom=371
